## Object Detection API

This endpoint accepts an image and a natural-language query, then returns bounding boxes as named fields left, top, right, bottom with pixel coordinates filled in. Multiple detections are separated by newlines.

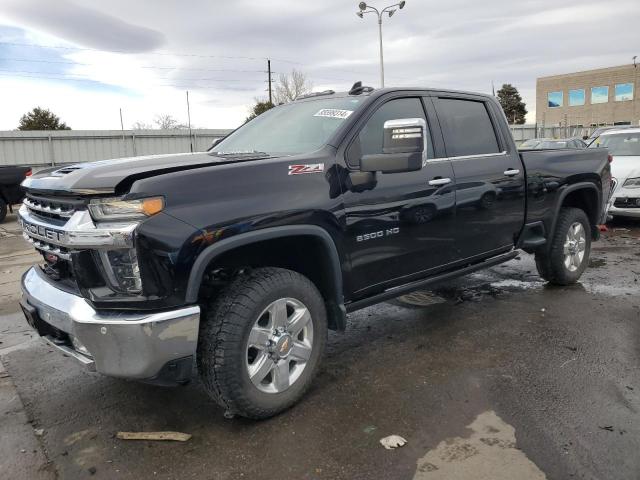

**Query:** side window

left=436, top=98, right=501, bottom=157
left=347, top=97, right=434, bottom=168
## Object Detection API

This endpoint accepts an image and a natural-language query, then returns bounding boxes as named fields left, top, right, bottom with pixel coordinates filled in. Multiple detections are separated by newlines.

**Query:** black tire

left=0, top=199, right=7, bottom=223
left=535, top=207, right=591, bottom=285
left=197, top=267, right=327, bottom=419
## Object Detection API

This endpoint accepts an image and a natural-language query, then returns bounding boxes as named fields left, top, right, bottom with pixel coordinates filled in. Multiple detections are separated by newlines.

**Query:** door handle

left=504, top=169, right=520, bottom=177
left=428, top=177, right=452, bottom=186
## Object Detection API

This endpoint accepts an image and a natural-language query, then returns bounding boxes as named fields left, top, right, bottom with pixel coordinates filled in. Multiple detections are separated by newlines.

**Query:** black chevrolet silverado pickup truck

left=18, top=85, right=611, bottom=419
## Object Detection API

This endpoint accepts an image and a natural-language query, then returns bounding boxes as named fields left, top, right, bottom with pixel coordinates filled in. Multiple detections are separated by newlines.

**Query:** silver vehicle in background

left=519, top=138, right=587, bottom=150
left=590, top=128, right=640, bottom=218
left=585, top=125, right=633, bottom=145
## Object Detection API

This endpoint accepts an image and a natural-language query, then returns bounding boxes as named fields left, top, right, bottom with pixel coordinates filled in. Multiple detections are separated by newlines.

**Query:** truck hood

left=22, top=152, right=260, bottom=195
left=611, top=155, right=640, bottom=183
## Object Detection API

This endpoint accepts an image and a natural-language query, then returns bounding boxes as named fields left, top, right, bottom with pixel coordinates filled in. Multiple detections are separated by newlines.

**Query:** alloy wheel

left=245, top=298, right=314, bottom=393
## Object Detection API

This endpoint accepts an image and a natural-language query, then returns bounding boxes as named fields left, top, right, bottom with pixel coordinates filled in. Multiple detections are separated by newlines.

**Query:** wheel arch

left=186, top=225, right=347, bottom=330
left=551, top=182, right=601, bottom=241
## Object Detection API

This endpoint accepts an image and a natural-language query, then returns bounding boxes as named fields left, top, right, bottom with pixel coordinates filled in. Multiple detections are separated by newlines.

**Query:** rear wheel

left=197, top=267, right=327, bottom=419
left=535, top=207, right=591, bottom=285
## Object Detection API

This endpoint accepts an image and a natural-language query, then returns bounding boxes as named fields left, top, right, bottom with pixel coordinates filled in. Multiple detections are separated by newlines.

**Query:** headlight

left=623, top=177, right=640, bottom=189
left=88, top=197, right=164, bottom=221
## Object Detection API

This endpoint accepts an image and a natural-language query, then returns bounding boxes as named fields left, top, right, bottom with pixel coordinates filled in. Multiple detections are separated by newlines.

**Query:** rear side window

left=436, top=98, right=501, bottom=157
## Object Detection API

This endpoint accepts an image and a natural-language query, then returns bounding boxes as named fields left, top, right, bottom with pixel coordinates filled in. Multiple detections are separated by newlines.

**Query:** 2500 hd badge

left=357, top=227, right=400, bottom=242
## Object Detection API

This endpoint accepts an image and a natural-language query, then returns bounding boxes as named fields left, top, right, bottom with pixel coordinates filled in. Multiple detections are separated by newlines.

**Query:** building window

left=548, top=91, right=563, bottom=108
left=615, top=83, right=634, bottom=102
left=591, top=86, right=609, bottom=104
left=569, top=89, right=585, bottom=106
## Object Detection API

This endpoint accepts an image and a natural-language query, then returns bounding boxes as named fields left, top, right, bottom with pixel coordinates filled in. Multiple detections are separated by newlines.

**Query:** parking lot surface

left=1, top=212, right=639, bottom=479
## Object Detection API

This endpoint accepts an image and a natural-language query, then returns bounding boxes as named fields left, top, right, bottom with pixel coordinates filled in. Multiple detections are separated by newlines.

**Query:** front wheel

left=197, top=267, right=327, bottom=419
left=535, top=207, right=591, bottom=285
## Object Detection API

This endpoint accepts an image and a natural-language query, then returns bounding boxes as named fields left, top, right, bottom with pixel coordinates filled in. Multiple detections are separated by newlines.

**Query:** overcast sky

left=0, top=0, right=638, bottom=130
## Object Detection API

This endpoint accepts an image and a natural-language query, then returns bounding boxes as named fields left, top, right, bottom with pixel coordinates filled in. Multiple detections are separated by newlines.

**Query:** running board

left=345, top=251, right=519, bottom=312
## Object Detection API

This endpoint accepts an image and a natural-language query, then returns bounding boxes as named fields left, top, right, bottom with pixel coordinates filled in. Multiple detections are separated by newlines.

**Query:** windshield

left=212, top=97, right=364, bottom=156
left=539, top=141, right=568, bottom=149
left=589, top=132, right=640, bottom=156
left=519, top=139, right=541, bottom=149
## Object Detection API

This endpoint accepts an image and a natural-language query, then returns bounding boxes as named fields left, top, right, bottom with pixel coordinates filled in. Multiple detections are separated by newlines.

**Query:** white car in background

left=589, top=128, right=640, bottom=218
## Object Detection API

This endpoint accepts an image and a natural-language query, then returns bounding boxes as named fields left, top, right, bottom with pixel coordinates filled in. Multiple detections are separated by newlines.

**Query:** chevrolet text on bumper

left=21, top=267, right=200, bottom=379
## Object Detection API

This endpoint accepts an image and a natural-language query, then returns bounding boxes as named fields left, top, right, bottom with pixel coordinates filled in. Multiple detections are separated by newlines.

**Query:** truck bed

left=519, top=147, right=611, bottom=234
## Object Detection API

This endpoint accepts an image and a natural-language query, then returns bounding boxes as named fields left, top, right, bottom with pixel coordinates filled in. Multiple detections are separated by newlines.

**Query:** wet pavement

left=1, top=211, right=639, bottom=479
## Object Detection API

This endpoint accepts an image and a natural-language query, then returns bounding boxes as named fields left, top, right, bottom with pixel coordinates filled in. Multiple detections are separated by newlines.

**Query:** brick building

left=536, top=64, right=639, bottom=129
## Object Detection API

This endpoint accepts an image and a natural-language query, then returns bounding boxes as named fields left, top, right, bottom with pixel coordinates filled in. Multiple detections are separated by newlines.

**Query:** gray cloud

left=2, top=0, right=639, bottom=125
left=4, top=0, right=165, bottom=52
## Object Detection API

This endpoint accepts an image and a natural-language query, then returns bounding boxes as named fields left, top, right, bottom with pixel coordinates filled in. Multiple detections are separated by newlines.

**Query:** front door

left=340, top=96, right=457, bottom=296
left=433, top=95, right=526, bottom=259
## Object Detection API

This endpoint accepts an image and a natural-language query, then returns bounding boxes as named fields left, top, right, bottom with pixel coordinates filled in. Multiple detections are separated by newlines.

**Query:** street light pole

left=378, top=16, right=384, bottom=87
left=356, top=1, right=406, bottom=88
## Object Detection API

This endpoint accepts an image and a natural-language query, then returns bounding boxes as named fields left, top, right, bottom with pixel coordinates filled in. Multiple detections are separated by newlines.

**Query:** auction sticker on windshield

left=314, top=109, right=353, bottom=119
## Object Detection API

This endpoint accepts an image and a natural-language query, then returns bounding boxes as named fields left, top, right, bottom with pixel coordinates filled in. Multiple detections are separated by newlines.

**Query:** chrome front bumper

left=608, top=205, right=640, bottom=218
left=20, top=267, right=200, bottom=380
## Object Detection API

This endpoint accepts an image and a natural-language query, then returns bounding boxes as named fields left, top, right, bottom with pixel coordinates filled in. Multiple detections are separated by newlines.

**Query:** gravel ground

left=1, top=211, right=639, bottom=480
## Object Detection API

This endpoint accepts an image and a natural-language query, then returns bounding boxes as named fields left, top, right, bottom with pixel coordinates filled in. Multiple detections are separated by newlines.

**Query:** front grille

left=22, top=233, right=71, bottom=260
left=24, top=193, right=85, bottom=222
left=21, top=192, right=88, bottom=291
left=613, top=197, right=640, bottom=208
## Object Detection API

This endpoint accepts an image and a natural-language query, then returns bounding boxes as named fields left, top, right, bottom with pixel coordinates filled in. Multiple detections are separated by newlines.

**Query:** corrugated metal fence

left=509, top=124, right=595, bottom=144
left=0, top=125, right=598, bottom=166
left=0, top=129, right=233, bottom=167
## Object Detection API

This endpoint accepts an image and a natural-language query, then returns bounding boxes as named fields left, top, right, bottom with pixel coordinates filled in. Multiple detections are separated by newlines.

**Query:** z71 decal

left=288, top=163, right=325, bottom=175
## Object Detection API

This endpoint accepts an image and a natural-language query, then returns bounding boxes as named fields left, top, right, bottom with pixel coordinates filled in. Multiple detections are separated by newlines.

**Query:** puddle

left=432, top=283, right=503, bottom=303
left=414, top=410, right=546, bottom=479
left=396, top=291, right=447, bottom=307
left=488, top=279, right=545, bottom=290
left=583, top=284, right=639, bottom=296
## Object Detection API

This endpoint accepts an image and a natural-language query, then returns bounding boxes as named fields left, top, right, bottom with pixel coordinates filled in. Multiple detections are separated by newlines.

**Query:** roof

left=293, top=86, right=497, bottom=103
left=600, top=127, right=640, bottom=136
left=537, top=63, right=636, bottom=81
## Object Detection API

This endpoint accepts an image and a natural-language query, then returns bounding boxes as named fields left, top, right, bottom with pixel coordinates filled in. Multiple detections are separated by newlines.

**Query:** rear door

left=340, top=95, right=457, bottom=295
left=433, top=95, right=525, bottom=259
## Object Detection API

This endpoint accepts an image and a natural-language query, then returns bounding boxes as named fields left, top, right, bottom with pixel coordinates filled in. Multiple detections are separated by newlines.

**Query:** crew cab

left=18, top=84, right=611, bottom=419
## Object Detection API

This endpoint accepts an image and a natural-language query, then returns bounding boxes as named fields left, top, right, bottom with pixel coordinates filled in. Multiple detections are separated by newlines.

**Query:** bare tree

left=153, top=114, right=188, bottom=130
left=131, top=120, right=153, bottom=130
left=273, top=69, right=313, bottom=104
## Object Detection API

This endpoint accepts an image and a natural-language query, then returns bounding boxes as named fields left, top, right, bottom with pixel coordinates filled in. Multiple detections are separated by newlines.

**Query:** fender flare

left=184, top=225, right=347, bottom=328
left=550, top=182, right=601, bottom=240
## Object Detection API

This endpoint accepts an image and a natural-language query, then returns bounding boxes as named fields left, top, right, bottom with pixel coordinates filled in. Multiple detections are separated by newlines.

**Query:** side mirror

left=582, top=135, right=589, bottom=141
left=360, top=118, right=427, bottom=173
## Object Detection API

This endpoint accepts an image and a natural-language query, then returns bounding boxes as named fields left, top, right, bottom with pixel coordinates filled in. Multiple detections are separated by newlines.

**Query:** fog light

left=70, top=335, right=92, bottom=357
left=97, top=249, right=142, bottom=294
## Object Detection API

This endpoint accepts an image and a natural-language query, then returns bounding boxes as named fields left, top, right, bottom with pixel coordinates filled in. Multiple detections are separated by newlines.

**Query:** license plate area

left=19, top=300, right=38, bottom=330
left=19, top=299, right=71, bottom=344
